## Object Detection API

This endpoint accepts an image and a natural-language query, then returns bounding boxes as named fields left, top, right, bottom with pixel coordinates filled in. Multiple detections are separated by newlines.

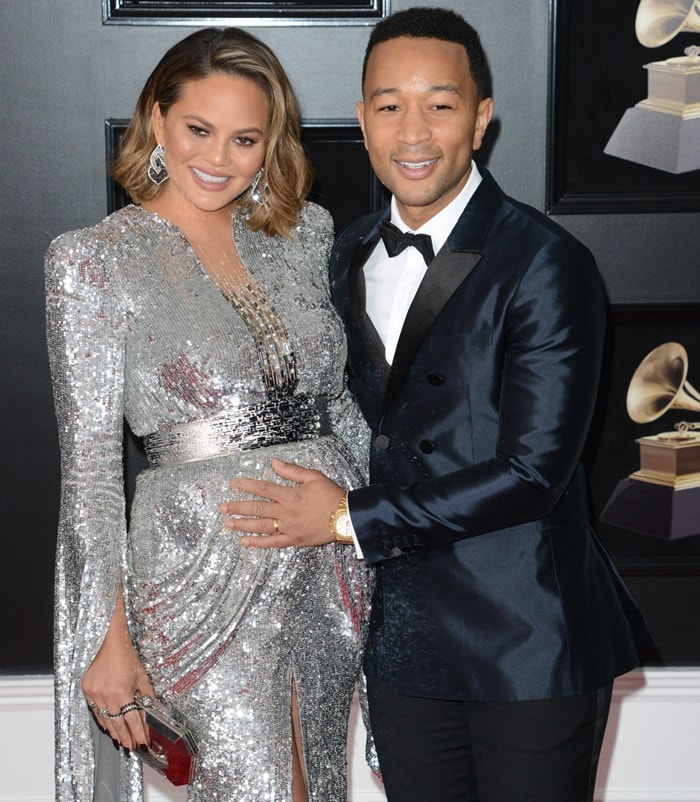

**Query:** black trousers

left=366, top=676, right=613, bottom=802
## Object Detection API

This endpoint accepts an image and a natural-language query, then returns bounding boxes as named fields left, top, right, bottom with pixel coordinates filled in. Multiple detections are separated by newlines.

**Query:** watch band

left=330, top=493, right=354, bottom=544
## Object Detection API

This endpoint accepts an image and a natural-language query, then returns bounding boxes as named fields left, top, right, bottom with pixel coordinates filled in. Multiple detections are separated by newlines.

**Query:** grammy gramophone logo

left=604, top=0, right=700, bottom=174
left=600, top=342, right=700, bottom=539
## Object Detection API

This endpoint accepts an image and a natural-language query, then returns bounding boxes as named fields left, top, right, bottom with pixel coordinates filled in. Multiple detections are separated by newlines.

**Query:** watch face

left=333, top=511, right=353, bottom=543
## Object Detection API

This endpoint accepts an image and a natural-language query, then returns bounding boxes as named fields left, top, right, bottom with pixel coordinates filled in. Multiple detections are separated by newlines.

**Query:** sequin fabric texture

left=46, top=202, right=374, bottom=802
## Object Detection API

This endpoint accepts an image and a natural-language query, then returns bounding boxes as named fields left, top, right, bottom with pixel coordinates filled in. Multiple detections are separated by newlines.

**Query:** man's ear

left=356, top=100, right=368, bottom=152
left=473, top=97, right=494, bottom=151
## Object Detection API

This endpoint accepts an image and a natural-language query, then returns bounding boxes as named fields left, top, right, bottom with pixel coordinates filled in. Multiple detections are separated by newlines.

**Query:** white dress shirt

left=363, top=162, right=482, bottom=364
left=346, top=162, right=483, bottom=555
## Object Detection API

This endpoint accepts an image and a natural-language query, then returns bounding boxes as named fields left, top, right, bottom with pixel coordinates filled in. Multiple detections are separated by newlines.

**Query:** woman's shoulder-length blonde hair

left=112, top=27, right=314, bottom=238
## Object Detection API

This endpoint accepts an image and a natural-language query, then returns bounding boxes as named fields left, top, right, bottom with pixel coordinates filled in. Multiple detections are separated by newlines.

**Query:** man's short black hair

left=361, top=6, right=490, bottom=99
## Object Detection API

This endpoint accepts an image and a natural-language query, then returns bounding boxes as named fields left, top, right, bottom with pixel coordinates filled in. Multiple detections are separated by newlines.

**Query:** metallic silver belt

left=143, top=394, right=332, bottom=467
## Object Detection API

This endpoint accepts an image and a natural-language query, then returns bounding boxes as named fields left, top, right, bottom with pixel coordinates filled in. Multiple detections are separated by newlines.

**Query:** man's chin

left=392, top=189, right=441, bottom=210
left=392, top=189, right=454, bottom=224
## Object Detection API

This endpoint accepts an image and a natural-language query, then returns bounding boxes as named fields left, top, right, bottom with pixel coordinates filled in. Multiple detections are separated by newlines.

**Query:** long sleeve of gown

left=46, top=229, right=141, bottom=802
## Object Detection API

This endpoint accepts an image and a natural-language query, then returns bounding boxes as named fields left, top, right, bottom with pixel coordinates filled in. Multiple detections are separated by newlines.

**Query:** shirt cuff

left=346, top=495, right=364, bottom=560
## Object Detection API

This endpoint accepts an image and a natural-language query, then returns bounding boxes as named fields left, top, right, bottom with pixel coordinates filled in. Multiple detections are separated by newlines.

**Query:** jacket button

left=376, top=434, right=391, bottom=449
left=419, top=439, right=436, bottom=454
left=427, top=372, right=444, bottom=386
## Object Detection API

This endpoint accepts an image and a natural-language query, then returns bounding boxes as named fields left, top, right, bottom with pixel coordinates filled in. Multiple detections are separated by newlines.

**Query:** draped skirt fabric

left=127, top=439, right=372, bottom=801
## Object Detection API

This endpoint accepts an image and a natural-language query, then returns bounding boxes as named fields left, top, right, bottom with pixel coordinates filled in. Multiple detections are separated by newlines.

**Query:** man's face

left=357, top=36, right=493, bottom=230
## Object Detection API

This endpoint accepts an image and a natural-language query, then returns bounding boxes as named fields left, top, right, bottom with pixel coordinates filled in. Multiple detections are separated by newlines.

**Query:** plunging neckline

left=130, top=204, right=299, bottom=395
left=132, top=203, right=256, bottom=299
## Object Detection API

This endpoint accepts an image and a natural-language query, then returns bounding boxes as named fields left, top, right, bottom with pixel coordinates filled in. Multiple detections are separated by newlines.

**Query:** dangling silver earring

left=147, top=144, right=169, bottom=186
left=249, top=167, right=266, bottom=206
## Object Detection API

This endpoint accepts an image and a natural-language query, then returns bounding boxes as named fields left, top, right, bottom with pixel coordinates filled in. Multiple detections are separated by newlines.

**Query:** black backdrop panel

left=585, top=305, right=700, bottom=665
left=586, top=306, right=700, bottom=569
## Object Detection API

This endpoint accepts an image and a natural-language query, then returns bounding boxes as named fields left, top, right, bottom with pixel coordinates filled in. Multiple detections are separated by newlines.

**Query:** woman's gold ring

left=272, top=518, right=279, bottom=535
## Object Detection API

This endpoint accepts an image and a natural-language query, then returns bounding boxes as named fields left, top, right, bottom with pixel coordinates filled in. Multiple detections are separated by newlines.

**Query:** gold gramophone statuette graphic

left=600, top=341, right=700, bottom=539
left=626, top=342, right=700, bottom=488
left=604, top=0, right=700, bottom=174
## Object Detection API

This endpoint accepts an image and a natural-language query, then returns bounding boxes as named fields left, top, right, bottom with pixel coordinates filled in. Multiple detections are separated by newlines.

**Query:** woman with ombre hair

left=47, top=27, right=373, bottom=802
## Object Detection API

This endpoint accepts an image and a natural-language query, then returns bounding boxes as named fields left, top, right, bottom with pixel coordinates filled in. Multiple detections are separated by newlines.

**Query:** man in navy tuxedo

left=222, top=7, right=647, bottom=800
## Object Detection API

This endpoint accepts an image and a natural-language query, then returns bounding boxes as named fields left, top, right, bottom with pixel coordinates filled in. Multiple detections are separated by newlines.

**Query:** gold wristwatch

left=330, top=493, right=354, bottom=544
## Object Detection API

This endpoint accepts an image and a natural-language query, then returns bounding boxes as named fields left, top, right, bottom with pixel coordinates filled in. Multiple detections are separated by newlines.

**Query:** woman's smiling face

left=151, top=72, right=269, bottom=215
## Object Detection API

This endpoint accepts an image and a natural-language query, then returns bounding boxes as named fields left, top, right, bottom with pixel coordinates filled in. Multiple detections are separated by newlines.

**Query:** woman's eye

left=188, top=125, right=209, bottom=136
left=235, top=137, right=256, bottom=147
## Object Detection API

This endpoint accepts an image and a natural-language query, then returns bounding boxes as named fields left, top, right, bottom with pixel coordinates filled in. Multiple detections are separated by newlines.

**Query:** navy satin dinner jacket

left=331, top=169, right=645, bottom=702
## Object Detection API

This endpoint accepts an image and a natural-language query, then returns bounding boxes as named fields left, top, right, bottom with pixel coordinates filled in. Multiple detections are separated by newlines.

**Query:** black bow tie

left=378, top=220, right=435, bottom=266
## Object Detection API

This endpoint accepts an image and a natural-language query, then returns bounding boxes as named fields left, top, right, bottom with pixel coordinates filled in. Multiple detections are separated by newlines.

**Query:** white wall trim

left=0, top=674, right=54, bottom=708
left=595, top=669, right=700, bottom=802
left=2, top=669, right=699, bottom=802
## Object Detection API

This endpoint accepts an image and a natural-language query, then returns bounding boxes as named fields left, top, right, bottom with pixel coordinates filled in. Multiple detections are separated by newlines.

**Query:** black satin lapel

left=382, top=247, right=481, bottom=412
left=348, top=234, right=391, bottom=382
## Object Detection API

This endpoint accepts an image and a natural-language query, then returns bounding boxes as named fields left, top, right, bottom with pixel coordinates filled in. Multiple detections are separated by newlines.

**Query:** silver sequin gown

left=46, top=202, right=374, bottom=802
